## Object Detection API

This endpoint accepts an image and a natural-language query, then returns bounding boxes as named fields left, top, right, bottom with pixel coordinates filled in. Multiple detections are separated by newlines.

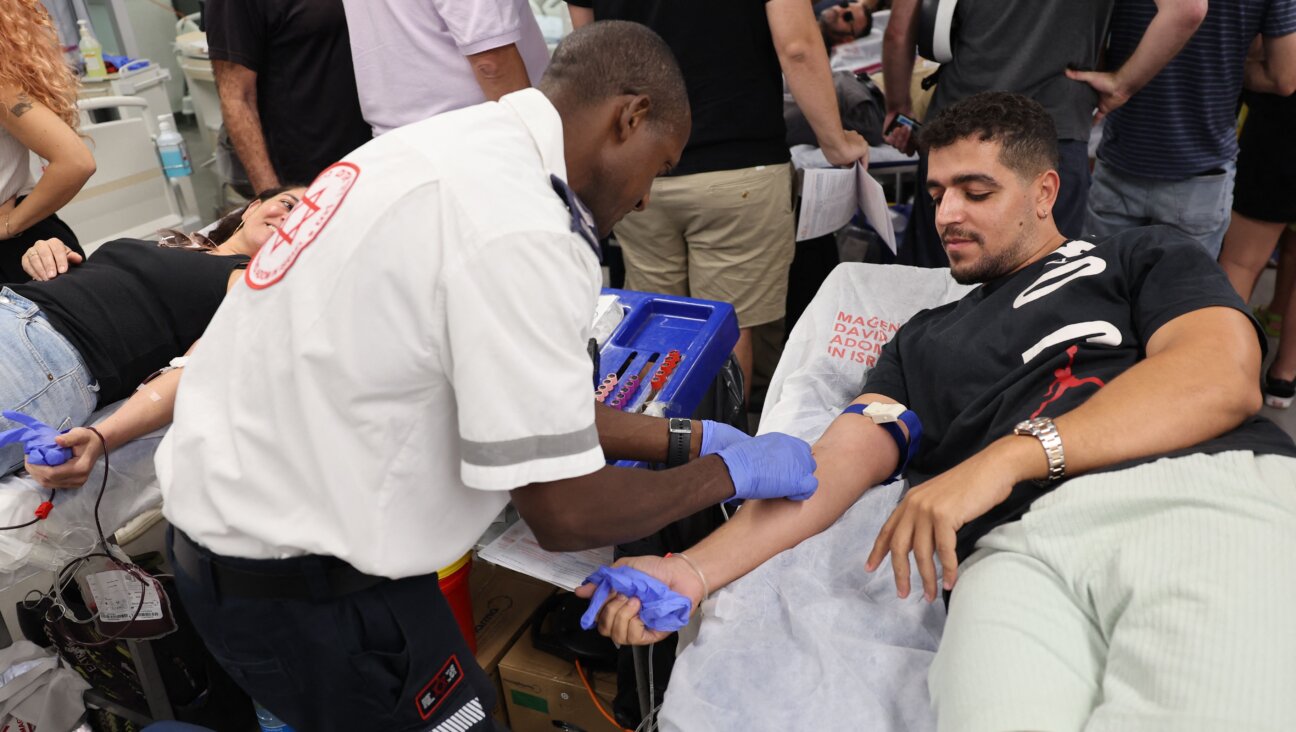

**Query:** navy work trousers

left=167, top=528, right=502, bottom=731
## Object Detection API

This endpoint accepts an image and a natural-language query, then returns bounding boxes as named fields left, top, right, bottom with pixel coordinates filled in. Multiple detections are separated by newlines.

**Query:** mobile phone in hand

left=885, top=114, right=921, bottom=135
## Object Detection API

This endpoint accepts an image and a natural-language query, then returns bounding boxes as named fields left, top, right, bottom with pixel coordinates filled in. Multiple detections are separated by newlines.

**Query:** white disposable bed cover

left=661, top=263, right=973, bottom=732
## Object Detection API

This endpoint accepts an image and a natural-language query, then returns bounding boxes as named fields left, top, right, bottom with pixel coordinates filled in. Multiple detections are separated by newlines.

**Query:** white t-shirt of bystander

left=342, top=0, right=551, bottom=136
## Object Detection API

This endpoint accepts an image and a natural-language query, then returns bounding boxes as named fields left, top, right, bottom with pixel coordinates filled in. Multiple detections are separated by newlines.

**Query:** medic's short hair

left=920, top=92, right=1060, bottom=180
left=538, top=20, right=690, bottom=138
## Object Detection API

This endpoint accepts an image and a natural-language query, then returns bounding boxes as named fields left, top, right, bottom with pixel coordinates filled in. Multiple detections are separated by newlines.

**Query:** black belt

left=171, top=529, right=387, bottom=601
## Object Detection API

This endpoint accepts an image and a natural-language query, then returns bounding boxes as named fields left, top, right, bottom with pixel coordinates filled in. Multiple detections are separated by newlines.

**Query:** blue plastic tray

left=597, top=289, right=739, bottom=418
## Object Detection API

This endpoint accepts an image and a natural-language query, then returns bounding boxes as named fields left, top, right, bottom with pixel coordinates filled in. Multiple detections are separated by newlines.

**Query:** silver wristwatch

left=1012, top=417, right=1065, bottom=482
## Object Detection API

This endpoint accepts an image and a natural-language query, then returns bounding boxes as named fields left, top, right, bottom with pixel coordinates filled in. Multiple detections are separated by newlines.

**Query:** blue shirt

left=1099, top=0, right=1296, bottom=180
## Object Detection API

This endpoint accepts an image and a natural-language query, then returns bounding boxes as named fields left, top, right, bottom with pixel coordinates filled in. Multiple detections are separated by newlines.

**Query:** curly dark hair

left=919, top=92, right=1059, bottom=179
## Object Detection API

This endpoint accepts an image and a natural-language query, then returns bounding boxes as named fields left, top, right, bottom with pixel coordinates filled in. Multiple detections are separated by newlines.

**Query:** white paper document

left=478, top=520, right=613, bottom=591
left=856, top=165, right=897, bottom=253
left=796, top=166, right=858, bottom=242
left=796, top=163, right=897, bottom=253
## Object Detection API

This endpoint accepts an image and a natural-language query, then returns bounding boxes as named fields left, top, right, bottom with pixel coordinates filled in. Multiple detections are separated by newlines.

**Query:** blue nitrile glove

left=699, top=420, right=749, bottom=456
left=0, top=411, right=72, bottom=467
left=580, top=566, right=692, bottom=633
left=715, top=432, right=817, bottom=502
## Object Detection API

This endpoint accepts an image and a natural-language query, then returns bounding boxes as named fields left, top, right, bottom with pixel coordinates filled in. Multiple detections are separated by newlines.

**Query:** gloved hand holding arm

left=513, top=430, right=819, bottom=551
left=582, top=395, right=905, bottom=645
left=698, top=420, right=749, bottom=456
left=715, top=432, right=819, bottom=501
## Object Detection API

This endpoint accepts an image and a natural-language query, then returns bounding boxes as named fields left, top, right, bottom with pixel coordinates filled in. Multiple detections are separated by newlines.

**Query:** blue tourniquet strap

left=841, top=403, right=923, bottom=482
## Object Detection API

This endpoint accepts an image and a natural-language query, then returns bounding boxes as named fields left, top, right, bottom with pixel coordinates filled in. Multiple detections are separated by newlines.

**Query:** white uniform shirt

left=158, top=89, right=606, bottom=578
left=341, top=0, right=550, bottom=136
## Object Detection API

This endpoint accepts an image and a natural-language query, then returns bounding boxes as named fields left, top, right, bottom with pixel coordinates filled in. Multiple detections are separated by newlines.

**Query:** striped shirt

left=1098, top=0, right=1296, bottom=180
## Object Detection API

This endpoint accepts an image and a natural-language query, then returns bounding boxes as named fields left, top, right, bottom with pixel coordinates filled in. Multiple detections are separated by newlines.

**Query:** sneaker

left=1265, top=373, right=1295, bottom=409
left=1253, top=305, right=1282, bottom=338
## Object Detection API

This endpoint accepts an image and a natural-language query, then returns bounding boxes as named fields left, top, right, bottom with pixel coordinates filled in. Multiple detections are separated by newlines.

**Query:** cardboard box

left=470, top=560, right=555, bottom=727
left=500, top=630, right=621, bottom=732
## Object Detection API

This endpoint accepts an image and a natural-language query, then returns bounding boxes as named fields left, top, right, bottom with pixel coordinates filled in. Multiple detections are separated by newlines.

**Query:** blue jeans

left=0, top=287, right=98, bottom=475
left=1085, top=159, right=1236, bottom=259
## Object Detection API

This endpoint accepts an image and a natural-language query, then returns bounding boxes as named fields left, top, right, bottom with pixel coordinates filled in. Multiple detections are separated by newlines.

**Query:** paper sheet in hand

left=856, top=165, right=896, bottom=253
left=796, top=163, right=897, bottom=253
left=478, top=519, right=613, bottom=591
left=796, top=166, right=857, bottom=242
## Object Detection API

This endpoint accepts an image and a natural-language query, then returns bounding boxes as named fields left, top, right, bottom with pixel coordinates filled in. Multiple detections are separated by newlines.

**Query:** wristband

left=842, top=402, right=923, bottom=482
left=665, top=418, right=691, bottom=467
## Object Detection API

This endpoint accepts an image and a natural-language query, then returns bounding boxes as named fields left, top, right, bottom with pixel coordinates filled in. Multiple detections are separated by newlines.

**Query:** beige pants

left=614, top=164, right=794, bottom=328
left=929, top=451, right=1296, bottom=732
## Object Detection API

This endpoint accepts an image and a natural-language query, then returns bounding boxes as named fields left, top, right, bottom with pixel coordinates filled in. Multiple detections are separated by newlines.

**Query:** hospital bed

left=659, top=262, right=974, bottom=732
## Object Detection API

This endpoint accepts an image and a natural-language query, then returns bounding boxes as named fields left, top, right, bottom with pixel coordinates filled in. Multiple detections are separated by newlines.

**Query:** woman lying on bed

left=0, top=185, right=306, bottom=482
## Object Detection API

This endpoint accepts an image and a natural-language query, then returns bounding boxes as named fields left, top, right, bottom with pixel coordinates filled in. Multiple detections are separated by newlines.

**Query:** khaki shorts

left=613, top=163, right=794, bottom=328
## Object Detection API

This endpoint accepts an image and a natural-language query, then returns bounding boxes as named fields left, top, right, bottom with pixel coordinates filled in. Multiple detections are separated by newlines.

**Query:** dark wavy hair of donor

left=919, top=92, right=1060, bottom=180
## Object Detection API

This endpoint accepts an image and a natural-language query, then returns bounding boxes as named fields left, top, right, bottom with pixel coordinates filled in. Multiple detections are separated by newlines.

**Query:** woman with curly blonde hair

left=0, top=0, right=96, bottom=282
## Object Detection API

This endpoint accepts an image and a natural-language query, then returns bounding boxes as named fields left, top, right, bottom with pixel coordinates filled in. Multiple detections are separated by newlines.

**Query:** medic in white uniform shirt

left=154, top=22, right=819, bottom=731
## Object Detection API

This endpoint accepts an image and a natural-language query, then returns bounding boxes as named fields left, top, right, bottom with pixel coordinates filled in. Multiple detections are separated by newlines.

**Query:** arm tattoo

left=9, top=93, right=33, bottom=118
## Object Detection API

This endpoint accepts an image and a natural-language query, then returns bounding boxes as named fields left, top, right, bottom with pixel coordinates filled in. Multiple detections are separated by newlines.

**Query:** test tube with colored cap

left=595, top=373, right=618, bottom=403
left=609, top=374, right=641, bottom=408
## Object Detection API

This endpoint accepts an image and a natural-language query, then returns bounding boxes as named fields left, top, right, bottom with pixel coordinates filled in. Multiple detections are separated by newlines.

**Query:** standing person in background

left=207, top=0, right=371, bottom=193
left=341, top=0, right=549, bottom=137
left=0, top=0, right=95, bottom=283
left=1082, top=0, right=1296, bottom=258
left=566, top=1, right=870, bottom=403
left=883, top=0, right=1203, bottom=267
left=1217, top=87, right=1296, bottom=406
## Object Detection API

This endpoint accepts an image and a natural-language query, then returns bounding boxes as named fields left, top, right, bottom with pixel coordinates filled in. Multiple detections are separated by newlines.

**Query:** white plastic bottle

left=77, top=20, right=107, bottom=80
left=156, top=116, right=192, bottom=178
left=254, top=701, right=296, bottom=732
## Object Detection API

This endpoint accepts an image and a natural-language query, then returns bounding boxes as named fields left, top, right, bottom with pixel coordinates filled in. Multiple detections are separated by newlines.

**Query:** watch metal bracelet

left=1017, top=417, right=1065, bottom=482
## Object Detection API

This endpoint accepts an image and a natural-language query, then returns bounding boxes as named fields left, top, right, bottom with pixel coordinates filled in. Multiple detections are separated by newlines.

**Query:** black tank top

left=9, top=239, right=249, bottom=406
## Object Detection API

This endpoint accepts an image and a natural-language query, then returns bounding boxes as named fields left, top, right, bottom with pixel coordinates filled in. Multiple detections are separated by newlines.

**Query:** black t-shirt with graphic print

left=863, top=226, right=1296, bottom=559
